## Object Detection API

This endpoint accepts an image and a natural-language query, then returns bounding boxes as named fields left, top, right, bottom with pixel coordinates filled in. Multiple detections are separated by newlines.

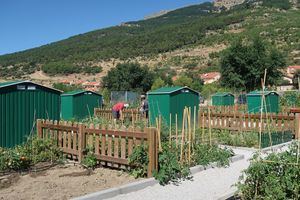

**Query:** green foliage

left=153, top=143, right=191, bottom=185
left=200, top=82, right=229, bottom=99
left=280, top=91, right=300, bottom=107
left=192, top=144, right=233, bottom=167
left=102, top=63, right=154, bottom=93
left=52, top=83, right=83, bottom=92
left=220, top=37, right=286, bottom=91
left=42, top=61, right=102, bottom=75
left=81, top=146, right=97, bottom=169
left=262, top=0, right=292, bottom=10
left=100, top=88, right=111, bottom=107
left=128, top=145, right=149, bottom=178
left=195, top=129, right=259, bottom=148
left=151, top=77, right=166, bottom=91
left=238, top=142, right=300, bottom=199
left=0, top=137, right=62, bottom=171
left=152, top=66, right=175, bottom=86
left=174, top=75, right=193, bottom=88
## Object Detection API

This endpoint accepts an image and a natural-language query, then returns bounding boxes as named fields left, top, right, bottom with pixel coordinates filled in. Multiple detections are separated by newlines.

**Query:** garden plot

left=0, top=164, right=136, bottom=200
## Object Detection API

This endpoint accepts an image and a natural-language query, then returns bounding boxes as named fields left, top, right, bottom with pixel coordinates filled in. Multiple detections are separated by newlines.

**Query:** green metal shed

left=246, top=90, right=279, bottom=113
left=0, top=81, right=61, bottom=148
left=147, top=86, right=199, bottom=127
left=61, top=90, right=102, bottom=120
left=212, top=92, right=234, bottom=106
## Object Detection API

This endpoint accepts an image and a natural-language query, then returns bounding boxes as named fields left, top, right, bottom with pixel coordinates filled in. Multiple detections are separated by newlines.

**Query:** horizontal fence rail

left=36, top=119, right=157, bottom=177
left=198, top=111, right=296, bottom=133
left=94, top=108, right=146, bottom=121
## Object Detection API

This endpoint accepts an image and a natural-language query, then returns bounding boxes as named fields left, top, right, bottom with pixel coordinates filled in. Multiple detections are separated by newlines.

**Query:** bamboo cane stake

left=176, top=114, right=178, bottom=148
left=208, top=104, right=212, bottom=146
left=262, top=69, right=273, bottom=148
left=131, top=110, right=134, bottom=128
left=202, top=113, right=205, bottom=143
left=259, top=79, right=264, bottom=151
left=193, top=106, right=196, bottom=146
left=180, top=108, right=186, bottom=163
left=156, top=117, right=162, bottom=152
left=188, top=107, right=192, bottom=164
left=169, top=113, right=172, bottom=146
left=159, top=115, right=162, bottom=152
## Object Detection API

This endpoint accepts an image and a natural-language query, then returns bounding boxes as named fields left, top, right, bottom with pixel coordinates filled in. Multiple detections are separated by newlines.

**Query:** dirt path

left=0, top=164, right=137, bottom=200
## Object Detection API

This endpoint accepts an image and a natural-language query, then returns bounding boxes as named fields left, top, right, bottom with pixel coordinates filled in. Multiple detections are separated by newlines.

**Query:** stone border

left=220, top=140, right=293, bottom=153
left=72, top=154, right=245, bottom=200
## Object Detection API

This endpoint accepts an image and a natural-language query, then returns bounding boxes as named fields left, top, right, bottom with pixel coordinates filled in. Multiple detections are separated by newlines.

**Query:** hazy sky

left=0, top=0, right=209, bottom=55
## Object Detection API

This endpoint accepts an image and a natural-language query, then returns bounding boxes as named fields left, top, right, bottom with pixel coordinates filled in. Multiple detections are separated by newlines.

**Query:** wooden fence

left=198, top=111, right=296, bottom=133
left=94, top=108, right=145, bottom=121
left=200, top=105, right=291, bottom=114
left=36, top=119, right=157, bottom=177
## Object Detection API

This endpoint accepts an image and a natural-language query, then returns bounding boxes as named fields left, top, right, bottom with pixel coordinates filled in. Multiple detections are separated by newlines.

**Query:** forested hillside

left=0, top=0, right=299, bottom=78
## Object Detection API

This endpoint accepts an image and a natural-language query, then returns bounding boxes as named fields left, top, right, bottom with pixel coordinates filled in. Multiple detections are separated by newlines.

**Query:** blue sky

left=0, top=0, right=209, bottom=55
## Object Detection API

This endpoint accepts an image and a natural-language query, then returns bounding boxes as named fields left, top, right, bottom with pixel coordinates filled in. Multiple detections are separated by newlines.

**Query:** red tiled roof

left=288, top=66, right=300, bottom=69
left=200, top=72, right=220, bottom=80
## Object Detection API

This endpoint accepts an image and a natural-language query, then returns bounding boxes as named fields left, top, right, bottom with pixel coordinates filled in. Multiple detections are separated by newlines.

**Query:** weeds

left=81, top=146, right=97, bottom=169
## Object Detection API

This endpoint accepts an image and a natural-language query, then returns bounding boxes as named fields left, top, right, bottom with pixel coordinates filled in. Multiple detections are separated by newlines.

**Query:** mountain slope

left=0, top=0, right=299, bottom=79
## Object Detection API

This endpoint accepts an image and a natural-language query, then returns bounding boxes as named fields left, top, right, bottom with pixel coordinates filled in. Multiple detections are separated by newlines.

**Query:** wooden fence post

left=295, top=113, right=300, bottom=139
left=78, top=123, right=86, bottom=163
left=37, top=119, right=42, bottom=138
left=146, top=127, right=158, bottom=178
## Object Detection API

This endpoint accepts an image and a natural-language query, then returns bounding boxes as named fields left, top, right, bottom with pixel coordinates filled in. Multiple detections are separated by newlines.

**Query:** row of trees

left=102, top=36, right=292, bottom=96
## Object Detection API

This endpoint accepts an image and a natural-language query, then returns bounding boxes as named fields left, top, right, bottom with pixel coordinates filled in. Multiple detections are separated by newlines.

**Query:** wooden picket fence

left=200, top=105, right=291, bottom=115
left=198, top=111, right=296, bottom=133
left=36, top=119, right=158, bottom=177
left=94, top=108, right=145, bottom=121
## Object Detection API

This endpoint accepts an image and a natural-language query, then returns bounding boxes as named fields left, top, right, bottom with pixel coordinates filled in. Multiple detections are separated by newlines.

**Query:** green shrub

left=192, top=144, right=234, bottom=167
left=128, top=144, right=149, bottom=178
left=238, top=142, right=300, bottom=199
left=153, top=143, right=191, bottom=185
left=81, top=146, right=97, bottom=169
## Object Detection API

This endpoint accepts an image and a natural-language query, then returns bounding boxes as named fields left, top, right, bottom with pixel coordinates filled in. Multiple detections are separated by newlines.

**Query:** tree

left=102, top=63, right=154, bottom=93
left=151, top=77, right=166, bottom=91
left=201, top=82, right=228, bottom=99
left=173, top=75, right=193, bottom=88
left=185, top=71, right=204, bottom=92
left=52, top=83, right=82, bottom=92
left=220, top=37, right=286, bottom=91
left=293, top=70, right=300, bottom=89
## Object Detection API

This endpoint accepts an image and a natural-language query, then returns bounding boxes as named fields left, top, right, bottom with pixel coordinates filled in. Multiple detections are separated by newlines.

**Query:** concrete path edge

left=72, top=154, right=245, bottom=200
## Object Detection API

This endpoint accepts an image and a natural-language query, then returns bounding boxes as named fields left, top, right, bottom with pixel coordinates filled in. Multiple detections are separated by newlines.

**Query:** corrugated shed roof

left=147, top=86, right=199, bottom=95
left=247, top=90, right=279, bottom=96
left=0, top=80, right=62, bottom=93
left=0, top=81, right=23, bottom=88
left=62, top=90, right=102, bottom=97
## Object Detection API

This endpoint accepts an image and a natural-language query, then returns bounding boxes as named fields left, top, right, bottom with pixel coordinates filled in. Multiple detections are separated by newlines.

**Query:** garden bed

left=0, top=163, right=137, bottom=200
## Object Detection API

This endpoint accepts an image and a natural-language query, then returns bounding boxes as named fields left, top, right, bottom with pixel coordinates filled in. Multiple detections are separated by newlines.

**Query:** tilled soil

left=0, top=164, right=137, bottom=200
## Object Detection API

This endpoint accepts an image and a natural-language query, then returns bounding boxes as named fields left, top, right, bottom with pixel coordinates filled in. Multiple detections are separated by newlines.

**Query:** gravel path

left=108, top=148, right=254, bottom=200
